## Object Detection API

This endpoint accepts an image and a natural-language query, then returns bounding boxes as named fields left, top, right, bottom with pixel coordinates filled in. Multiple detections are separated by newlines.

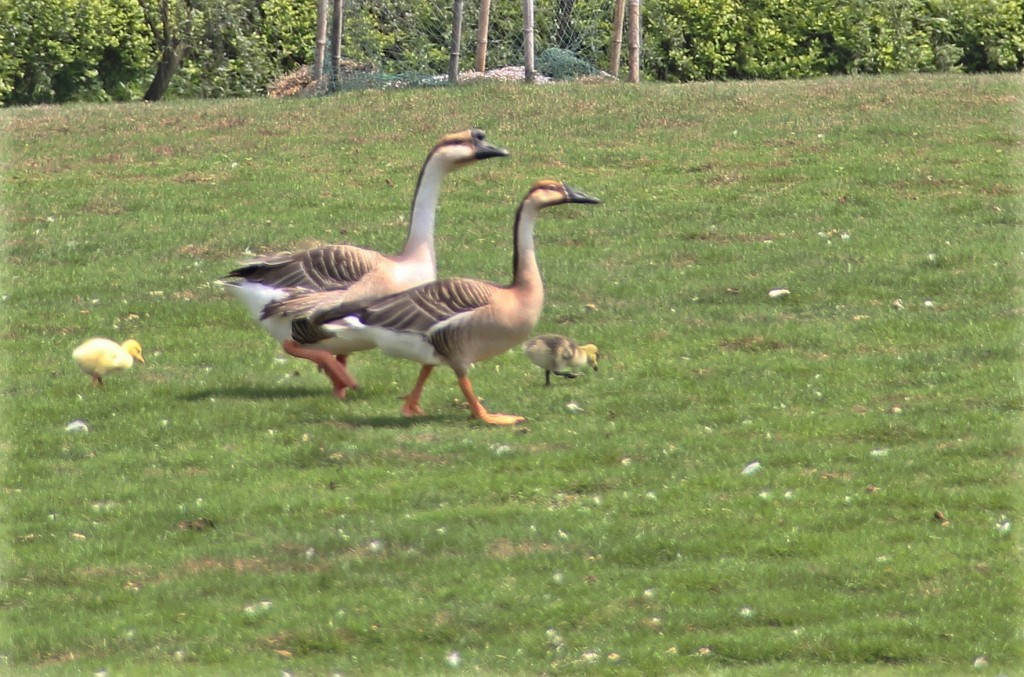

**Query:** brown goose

left=523, top=334, right=599, bottom=385
left=288, top=180, right=600, bottom=425
left=219, top=130, right=509, bottom=398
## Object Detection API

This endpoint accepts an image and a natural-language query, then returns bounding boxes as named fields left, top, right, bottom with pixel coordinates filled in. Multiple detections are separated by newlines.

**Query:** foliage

left=258, top=0, right=316, bottom=72
left=642, top=0, right=1024, bottom=81
left=0, top=0, right=152, bottom=105
left=165, top=0, right=275, bottom=98
left=934, top=0, right=1024, bottom=72
left=0, top=0, right=1021, bottom=104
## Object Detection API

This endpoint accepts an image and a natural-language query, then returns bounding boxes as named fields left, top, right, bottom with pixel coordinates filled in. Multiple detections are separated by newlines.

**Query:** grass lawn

left=1, top=73, right=1022, bottom=675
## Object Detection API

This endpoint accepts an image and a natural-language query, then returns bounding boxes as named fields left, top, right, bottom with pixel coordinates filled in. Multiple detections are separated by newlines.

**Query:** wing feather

left=225, top=245, right=382, bottom=292
left=315, top=278, right=496, bottom=334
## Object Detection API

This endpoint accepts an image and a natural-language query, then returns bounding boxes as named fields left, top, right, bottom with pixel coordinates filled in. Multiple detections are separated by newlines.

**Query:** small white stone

left=65, top=420, right=89, bottom=433
left=741, top=461, right=763, bottom=476
left=768, top=288, right=790, bottom=299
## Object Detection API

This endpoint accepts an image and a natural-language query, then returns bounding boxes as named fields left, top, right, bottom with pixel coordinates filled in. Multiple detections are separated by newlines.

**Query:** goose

left=287, top=180, right=601, bottom=425
left=523, top=334, right=599, bottom=386
left=219, top=129, right=509, bottom=398
left=72, top=338, right=144, bottom=386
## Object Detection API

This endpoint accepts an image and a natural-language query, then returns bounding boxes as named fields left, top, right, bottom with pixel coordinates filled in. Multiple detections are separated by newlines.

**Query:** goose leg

left=553, top=371, right=578, bottom=380
left=544, top=370, right=552, bottom=386
left=457, top=374, right=524, bottom=425
left=282, top=339, right=359, bottom=398
left=402, top=365, right=433, bottom=416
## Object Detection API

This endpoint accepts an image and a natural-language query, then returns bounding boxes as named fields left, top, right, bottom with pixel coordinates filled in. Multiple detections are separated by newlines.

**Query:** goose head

left=121, top=339, right=145, bottom=364
left=524, top=180, right=601, bottom=209
left=434, top=129, right=509, bottom=169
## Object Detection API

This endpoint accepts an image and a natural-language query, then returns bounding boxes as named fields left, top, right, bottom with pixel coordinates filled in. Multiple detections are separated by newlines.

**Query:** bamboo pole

left=628, top=0, right=640, bottom=83
left=448, top=0, right=464, bottom=82
left=610, top=0, right=625, bottom=78
left=475, top=0, right=491, bottom=72
left=312, top=0, right=328, bottom=81
left=523, top=0, right=535, bottom=83
left=330, top=0, right=344, bottom=83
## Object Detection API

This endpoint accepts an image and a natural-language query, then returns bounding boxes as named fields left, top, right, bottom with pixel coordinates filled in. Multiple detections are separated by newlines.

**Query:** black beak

left=475, top=142, right=510, bottom=160
left=471, top=129, right=510, bottom=160
left=564, top=184, right=601, bottom=204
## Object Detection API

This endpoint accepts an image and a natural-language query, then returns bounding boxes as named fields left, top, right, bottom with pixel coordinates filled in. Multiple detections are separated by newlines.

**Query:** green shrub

left=259, top=0, right=316, bottom=72
left=733, top=0, right=835, bottom=78
left=168, top=0, right=276, bottom=98
left=932, top=0, right=1024, bottom=71
left=642, top=0, right=1023, bottom=81
left=0, top=0, right=152, bottom=105
left=644, top=0, right=743, bottom=81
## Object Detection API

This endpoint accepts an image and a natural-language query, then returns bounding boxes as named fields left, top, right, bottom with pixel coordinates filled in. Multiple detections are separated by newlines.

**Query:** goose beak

left=564, top=184, right=601, bottom=205
left=474, top=142, right=510, bottom=160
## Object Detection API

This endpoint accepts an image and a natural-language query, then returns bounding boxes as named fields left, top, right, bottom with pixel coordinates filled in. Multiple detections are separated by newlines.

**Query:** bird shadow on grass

left=180, top=386, right=334, bottom=401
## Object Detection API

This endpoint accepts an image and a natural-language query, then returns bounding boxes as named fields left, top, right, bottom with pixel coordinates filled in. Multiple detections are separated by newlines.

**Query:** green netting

left=537, top=47, right=597, bottom=79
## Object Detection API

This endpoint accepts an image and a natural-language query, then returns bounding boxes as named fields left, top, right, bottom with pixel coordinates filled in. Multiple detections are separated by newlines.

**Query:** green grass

left=2, top=74, right=1022, bottom=675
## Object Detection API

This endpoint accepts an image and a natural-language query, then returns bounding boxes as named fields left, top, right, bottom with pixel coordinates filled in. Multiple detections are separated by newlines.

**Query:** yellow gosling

left=72, top=338, right=144, bottom=386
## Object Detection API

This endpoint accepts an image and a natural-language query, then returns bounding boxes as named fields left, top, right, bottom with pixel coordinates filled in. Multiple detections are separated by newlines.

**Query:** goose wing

left=260, top=289, right=353, bottom=321
left=225, top=245, right=382, bottom=292
left=319, top=278, right=496, bottom=334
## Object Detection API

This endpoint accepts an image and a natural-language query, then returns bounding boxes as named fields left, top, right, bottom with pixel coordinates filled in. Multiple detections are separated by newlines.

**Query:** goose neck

left=399, top=156, right=445, bottom=265
left=512, top=202, right=541, bottom=290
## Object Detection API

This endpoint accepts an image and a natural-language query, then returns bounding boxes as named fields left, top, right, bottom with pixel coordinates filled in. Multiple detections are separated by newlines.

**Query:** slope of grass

left=2, top=74, right=1022, bottom=675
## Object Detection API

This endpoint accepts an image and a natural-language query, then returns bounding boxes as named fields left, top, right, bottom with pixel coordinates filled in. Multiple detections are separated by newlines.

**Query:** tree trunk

left=143, top=41, right=187, bottom=102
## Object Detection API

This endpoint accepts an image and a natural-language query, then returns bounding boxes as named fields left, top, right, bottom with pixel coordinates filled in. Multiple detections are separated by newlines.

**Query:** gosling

left=523, top=334, right=599, bottom=386
left=72, top=338, right=145, bottom=386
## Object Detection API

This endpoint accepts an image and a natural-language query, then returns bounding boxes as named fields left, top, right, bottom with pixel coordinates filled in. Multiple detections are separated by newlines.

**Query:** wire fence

left=301, top=0, right=640, bottom=92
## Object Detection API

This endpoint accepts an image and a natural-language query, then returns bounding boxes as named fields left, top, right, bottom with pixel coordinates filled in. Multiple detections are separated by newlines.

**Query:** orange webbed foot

left=474, top=411, right=526, bottom=426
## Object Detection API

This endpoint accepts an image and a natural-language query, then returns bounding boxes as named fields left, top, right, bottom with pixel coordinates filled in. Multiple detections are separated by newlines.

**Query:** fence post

left=330, top=0, right=344, bottom=83
left=448, top=0, right=464, bottom=82
left=523, top=0, right=535, bottom=83
left=476, top=0, right=491, bottom=72
left=628, top=0, right=641, bottom=83
left=313, top=0, right=328, bottom=81
left=610, top=0, right=625, bottom=78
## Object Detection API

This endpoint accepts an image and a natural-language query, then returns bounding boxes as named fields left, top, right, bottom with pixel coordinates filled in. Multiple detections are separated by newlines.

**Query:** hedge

left=1, top=0, right=1021, bottom=105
